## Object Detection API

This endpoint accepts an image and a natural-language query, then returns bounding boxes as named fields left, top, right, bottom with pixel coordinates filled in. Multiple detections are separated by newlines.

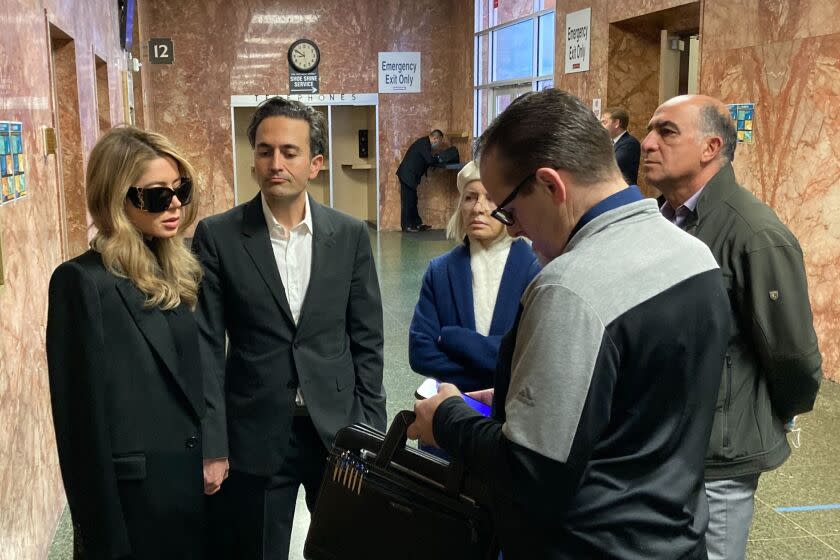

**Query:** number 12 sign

left=149, top=38, right=174, bottom=64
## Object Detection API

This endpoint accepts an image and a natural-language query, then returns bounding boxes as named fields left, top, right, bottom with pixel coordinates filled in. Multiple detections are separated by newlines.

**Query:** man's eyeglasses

left=127, top=178, right=193, bottom=213
left=490, top=172, right=534, bottom=226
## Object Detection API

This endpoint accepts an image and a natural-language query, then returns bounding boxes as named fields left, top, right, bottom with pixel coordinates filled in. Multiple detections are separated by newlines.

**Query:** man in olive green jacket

left=643, top=95, right=822, bottom=560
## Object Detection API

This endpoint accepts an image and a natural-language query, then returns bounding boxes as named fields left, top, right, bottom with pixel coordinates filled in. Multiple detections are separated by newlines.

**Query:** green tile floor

left=48, top=229, right=840, bottom=559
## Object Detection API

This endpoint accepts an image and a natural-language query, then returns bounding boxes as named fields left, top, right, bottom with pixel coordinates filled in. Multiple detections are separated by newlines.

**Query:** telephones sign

left=149, top=38, right=174, bottom=64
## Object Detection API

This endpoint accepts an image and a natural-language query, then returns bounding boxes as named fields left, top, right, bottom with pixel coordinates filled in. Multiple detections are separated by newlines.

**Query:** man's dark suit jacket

left=192, top=193, right=386, bottom=477
left=396, top=136, right=433, bottom=189
left=614, top=132, right=641, bottom=185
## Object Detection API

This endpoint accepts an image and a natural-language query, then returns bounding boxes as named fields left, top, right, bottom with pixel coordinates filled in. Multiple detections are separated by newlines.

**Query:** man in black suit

left=601, top=107, right=640, bottom=185
left=193, top=97, right=386, bottom=559
left=397, top=129, right=444, bottom=232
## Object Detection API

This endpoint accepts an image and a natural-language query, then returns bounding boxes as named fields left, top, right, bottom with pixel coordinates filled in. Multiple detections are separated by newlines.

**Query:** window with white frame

left=474, top=1, right=555, bottom=136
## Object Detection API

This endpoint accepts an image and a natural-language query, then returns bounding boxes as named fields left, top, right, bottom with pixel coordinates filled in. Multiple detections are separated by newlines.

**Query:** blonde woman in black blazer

left=46, top=127, right=206, bottom=559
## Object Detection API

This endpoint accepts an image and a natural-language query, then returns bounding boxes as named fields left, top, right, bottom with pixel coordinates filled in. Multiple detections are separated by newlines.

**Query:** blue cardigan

left=408, top=238, right=540, bottom=392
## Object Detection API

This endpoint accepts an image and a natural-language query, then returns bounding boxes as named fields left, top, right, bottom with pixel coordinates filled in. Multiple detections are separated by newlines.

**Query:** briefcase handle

left=374, top=410, right=466, bottom=498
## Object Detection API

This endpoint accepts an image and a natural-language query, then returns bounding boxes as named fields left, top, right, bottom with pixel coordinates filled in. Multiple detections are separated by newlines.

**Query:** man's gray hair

left=698, top=103, right=737, bottom=162
left=474, top=89, right=617, bottom=189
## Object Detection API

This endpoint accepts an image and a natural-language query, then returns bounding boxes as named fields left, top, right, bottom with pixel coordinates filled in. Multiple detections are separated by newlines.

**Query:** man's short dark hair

left=604, top=107, right=629, bottom=130
left=698, top=103, right=737, bottom=162
left=431, top=129, right=444, bottom=139
left=246, top=96, right=327, bottom=156
left=475, top=89, right=617, bottom=189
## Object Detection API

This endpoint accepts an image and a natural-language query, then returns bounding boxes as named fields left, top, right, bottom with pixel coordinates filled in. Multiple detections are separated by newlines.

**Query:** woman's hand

left=203, top=457, right=229, bottom=495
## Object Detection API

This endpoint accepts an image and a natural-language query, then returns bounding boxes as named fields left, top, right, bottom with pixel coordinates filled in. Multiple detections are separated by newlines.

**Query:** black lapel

left=241, top=194, right=295, bottom=326
left=116, top=279, right=179, bottom=377
left=614, top=134, right=626, bottom=151
left=297, top=196, right=336, bottom=332
left=447, top=243, right=476, bottom=330
left=116, top=281, right=205, bottom=417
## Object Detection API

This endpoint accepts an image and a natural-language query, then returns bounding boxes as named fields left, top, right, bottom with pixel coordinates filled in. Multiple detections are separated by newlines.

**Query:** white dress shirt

left=612, top=130, right=626, bottom=145
left=261, top=193, right=313, bottom=404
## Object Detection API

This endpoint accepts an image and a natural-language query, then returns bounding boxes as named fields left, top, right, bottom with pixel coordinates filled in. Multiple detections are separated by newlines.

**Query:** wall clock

left=288, top=39, right=320, bottom=73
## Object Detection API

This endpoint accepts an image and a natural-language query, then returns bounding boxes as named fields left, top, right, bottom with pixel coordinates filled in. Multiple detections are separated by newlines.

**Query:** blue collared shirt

left=569, top=185, right=644, bottom=240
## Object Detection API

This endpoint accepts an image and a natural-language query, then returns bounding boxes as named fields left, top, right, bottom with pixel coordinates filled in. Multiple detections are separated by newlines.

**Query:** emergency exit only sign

left=378, top=52, right=421, bottom=94
left=564, top=8, right=591, bottom=74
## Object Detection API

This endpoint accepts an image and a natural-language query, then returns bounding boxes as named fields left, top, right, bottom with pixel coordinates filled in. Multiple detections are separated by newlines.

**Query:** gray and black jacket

left=682, top=163, right=822, bottom=479
left=435, top=196, right=730, bottom=559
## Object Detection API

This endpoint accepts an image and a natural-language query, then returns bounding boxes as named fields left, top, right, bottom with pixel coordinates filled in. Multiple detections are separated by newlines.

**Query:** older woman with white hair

left=409, top=161, right=540, bottom=393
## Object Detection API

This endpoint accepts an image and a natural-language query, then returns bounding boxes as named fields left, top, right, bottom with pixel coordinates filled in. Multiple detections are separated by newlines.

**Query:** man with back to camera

left=601, top=107, right=640, bottom=185
left=642, top=94, right=822, bottom=560
left=397, top=129, right=444, bottom=232
left=193, top=96, right=386, bottom=559
left=407, top=88, right=731, bottom=559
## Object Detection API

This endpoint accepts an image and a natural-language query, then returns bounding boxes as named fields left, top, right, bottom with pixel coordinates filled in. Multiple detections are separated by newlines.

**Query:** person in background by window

left=397, top=129, right=445, bottom=232
left=46, top=127, right=206, bottom=559
left=408, top=160, right=540, bottom=393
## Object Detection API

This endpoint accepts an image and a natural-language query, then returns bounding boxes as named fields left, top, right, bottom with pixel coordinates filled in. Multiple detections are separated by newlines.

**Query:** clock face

left=288, top=40, right=320, bottom=73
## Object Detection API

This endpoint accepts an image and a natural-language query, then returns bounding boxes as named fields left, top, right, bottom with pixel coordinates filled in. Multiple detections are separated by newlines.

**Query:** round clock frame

left=288, top=39, right=320, bottom=73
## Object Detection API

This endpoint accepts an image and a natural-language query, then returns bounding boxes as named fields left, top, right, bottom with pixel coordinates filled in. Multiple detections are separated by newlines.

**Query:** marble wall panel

left=142, top=0, right=470, bottom=231
left=95, top=59, right=112, bottom=132
left=606, top=22, right=660, bottom=196
left=0, top=0, right=126, bottom=557
left=609, top=0, right=697, bottom=23
left=700, top=33, right=840, bottom=382
left=53, top=37, right=87, bottom=257
left=703, top=0, right=840, bottom=53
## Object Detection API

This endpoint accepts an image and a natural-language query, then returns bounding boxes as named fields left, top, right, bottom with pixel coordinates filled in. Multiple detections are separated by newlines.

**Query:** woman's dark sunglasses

left=490, top=172, right=534, bottom=226
left=126, top=178, right=193, bottom=213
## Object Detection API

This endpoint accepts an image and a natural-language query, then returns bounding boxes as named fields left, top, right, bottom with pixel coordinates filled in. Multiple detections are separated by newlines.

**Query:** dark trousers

left=400, top=180, right=422, bottom=230
left=207, top=415, right=328, bottom=560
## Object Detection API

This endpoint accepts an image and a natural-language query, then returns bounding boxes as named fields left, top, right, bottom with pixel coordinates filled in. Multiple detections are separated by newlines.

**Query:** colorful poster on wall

left=0, top=121, right=26, bottom=204
left=728, top=103, right=754, bottom=144
left=0, top=122, right=11, bottom=204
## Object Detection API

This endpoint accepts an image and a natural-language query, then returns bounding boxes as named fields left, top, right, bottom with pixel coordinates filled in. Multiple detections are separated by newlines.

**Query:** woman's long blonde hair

left=87, top=127, right=202, bottom=309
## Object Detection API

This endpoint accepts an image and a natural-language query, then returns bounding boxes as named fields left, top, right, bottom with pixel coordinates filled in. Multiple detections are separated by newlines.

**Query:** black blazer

left=46, top=250, right=205, bottom=560
left=614, top=132, right=641, bottom=185
left=396, top=136, right=433, bottom=188
left=193, top=194, right=386, bottom=477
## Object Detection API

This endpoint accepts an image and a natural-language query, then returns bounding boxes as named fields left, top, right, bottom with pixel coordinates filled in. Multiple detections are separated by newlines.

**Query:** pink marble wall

left=700, top=1, right=840, bottom=382
left=53, top=36, right=88, bottom=257
left=95, top=58, right=112, bottom=133
left=141, top=0, right=471, bottom=231
left=0, top=0, right=126, bottom=557
left=606, top=21, right=660, bottom=196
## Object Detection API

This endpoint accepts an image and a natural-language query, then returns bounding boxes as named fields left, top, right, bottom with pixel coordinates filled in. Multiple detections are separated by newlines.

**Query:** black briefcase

left=304, top=411, right=498, bottom=560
